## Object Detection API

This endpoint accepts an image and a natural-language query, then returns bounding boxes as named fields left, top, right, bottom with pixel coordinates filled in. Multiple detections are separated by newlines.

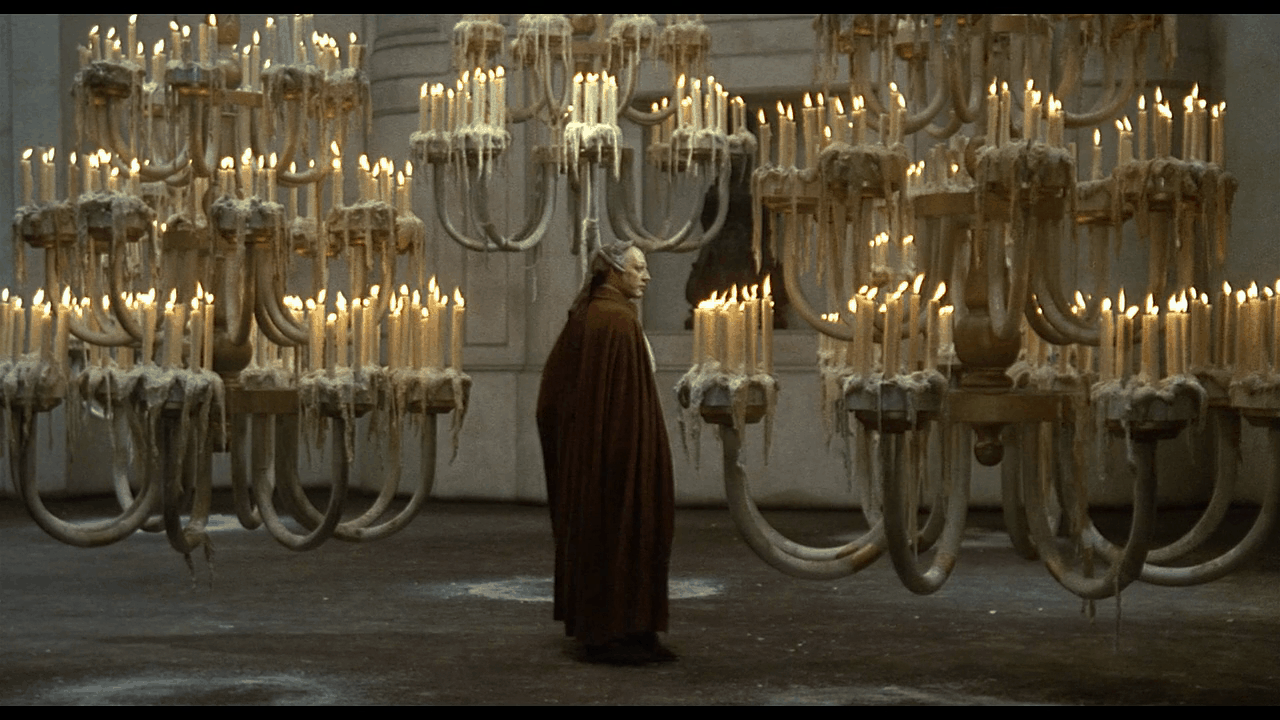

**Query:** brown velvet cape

left=536, top=284, right=675, bottom=645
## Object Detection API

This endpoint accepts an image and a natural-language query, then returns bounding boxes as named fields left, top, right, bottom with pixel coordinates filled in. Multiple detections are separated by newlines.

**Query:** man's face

left=612, top=247, right=650, bottom=300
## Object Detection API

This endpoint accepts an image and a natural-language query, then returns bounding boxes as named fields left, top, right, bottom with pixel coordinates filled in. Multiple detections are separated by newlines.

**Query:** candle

left=164, top=290, right=183, bottom=367
left=907, top=274, right=923, bottom=370
left=1137, top=95, right=1148, bottom=162
left=757, top=109, right=771, bottom=168
left=1211, top=102, right=1225, bottom=167
left=20, top=149, right=33, bottom=205
left=335, top=292, right=348, bottom=369
left=331, top=156, right=343, bottom=207
left=1090, top=129, right=1102, bottom=180
left=762, top=278, right=773, bottom=373
left=999, top=82, right=1011, bottom=147
left=1099, top=298, right=1114, bottom=382
left=450, top=288, right=465, bottom=372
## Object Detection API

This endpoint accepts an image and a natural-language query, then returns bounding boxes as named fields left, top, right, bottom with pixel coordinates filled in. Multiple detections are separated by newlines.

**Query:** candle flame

left=1102, top=297, right=1112, bottom=312
left=33, top=289, right=44, bottom=306
left=934, top=282, right=947, bottom=302
left=454, top=288, right=465, bottom=307
left=1125, top=306, right=1139, bottom=320
left=912, top=273, right=924, bottom=294
left=763, top=275, right=771, bottom=297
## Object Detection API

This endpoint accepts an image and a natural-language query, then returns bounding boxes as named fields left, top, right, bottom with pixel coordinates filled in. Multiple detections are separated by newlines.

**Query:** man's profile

left=536, top=241, right=676, bottom=664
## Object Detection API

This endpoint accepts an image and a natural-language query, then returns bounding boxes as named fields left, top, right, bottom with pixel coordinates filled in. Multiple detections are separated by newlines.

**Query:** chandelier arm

left=273, top=412, right=438, bottom=542
left=984, top=219, right=1032, bottom=342
left=677, top=155, right=735, bottom=251
left=946, top=40, right=981, bottom=125
left=880, top=423, right=970, bottom=595
left=44, top=253, right=132, bottom=346
left=1030, top=261, right=1101, bottom=344
left=924, top=109, right=965, bottom=140
left=274, top=99, right=303, bottom=181
left=1023, top=294, right=1073, bottom=346
left=853, top=36, right=888, bottom=118
left=782, top=217, right=853, bottom=341
left=1051, top=24, right=1085, bottom=102
left=603, top=151, right=711, bottom=253
left=1061, top=39, right=1137, bottom=129
left=100, top=99, right=137, bottom=168
left=255, top=258, right=308, bottom=345
left=12, top=408, right=160, bottom=548
left=616, top=58, right=678, bottom=126
left=159, top=415, right=214, bottom=557
left=432, top=163, right=501, bottom=252
left=1024, top=422, right=1154, bottom=600
left=138, top=150, right=191, bottom=182
left=186, top=99, right=216, bottom=180
left=1001, top=425, right=1042, bottom=560
left=721, top=424, right=884, bottom=579
left=621, top=100, right=678, bottom=126
left=1144, top=409, right=1237, bottom=564
left=106, top=242, right=145, bottom=343
left=252, top=413, right=347, bottom=551
left=227, top=414, right=263, bottom=530
left=103, top=411, right=162, bottom=535
left=330, top=413, right=438, bottom=540
left=471, top=162, right=558, bottom=251
left=901, top=56, right=951, bottom=136
left=1081, top=417, right=1279, bottom=587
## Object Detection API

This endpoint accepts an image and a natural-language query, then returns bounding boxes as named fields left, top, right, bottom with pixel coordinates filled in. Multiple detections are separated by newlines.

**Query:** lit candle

left=306, top=297, right=322, bottom=371
left=1137, top=95, right=1148, bottom=162
left=335, top=292, right=348, bottom=369
left=985, top=80, right=998, bottom=147
left=140, top=289, right=157, bottom=366
left=762, top=277, right=774, bottom=373
left=757, top=108, right=771, bottom=168
left=450, top=288, right=465, bottom=372
left=999, top=82, right=1011, bottom=147
left=1099, top=298, right=1114, bottom=382
left=1091, top=129, right=1102, bottom=180
left=21, top=148, right=35, bottom=205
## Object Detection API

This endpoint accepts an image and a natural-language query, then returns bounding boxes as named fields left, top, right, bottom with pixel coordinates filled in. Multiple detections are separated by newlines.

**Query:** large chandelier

left=677, top=14, right=1275, bottom=602
left=3, top=14, right=747, bottom=572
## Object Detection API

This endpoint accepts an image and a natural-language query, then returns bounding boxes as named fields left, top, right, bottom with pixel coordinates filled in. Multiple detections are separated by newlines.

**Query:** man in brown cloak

left=536, top=241, right=676, bottom=664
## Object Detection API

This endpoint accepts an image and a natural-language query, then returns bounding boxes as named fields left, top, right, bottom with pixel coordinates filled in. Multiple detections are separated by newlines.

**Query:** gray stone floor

left=1, top=495, right=1277, bottom=705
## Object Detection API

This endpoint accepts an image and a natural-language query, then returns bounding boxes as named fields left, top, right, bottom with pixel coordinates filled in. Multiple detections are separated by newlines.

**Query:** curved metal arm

left=721, top=423, right=883, bottom=579
left=1024, top=295, right=1074, bottom=347
left=947, top=41, right=982, bottom=126
left=1062, top=38, right=1139, bottom=129
left=605, top=151, right=730, bottom=254
left=1030, top=261, right=1100, bottom=345
left=227, top=413, right=262, bottom=530
left=902, top=52, right=950, bottom=136
left=617, top=56, right=679, bottom=126
left=44, top=253, right=134, bottom=346
left=252, top=413, right=348, bottom=551
left=1081, top=414, right=1278, bottom=587
left=880, top=423, right=970, bottom=595
left=12, top=407, right=159, bottom=548
left=271, top=412, right=439, bottom=542
left=471, top=162, right=558, bottom=252
left=159, top=414, right=213, bottom=556
left=1024, top=422, right=1155, bottom=600
left=186, top=100, right=217, bottom=180
left=432, top=163, right=502, bottom=252
left=782, top=213, right=853, bottom=341
left=984, top=216, right=1032, bottom=342
left=107, top=240, right=145, bottom=343
left=255, top=255, right=309, bottom=345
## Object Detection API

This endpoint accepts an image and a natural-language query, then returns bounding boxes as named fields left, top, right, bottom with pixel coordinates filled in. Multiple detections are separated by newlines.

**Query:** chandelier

left=3, top=14, right=747, bottom=572
left=676, top=14, right=1276, bottom=602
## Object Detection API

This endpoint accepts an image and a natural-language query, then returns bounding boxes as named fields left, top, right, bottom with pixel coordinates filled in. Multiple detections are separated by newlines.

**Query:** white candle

left=450, top=288, right=465, bottom=372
